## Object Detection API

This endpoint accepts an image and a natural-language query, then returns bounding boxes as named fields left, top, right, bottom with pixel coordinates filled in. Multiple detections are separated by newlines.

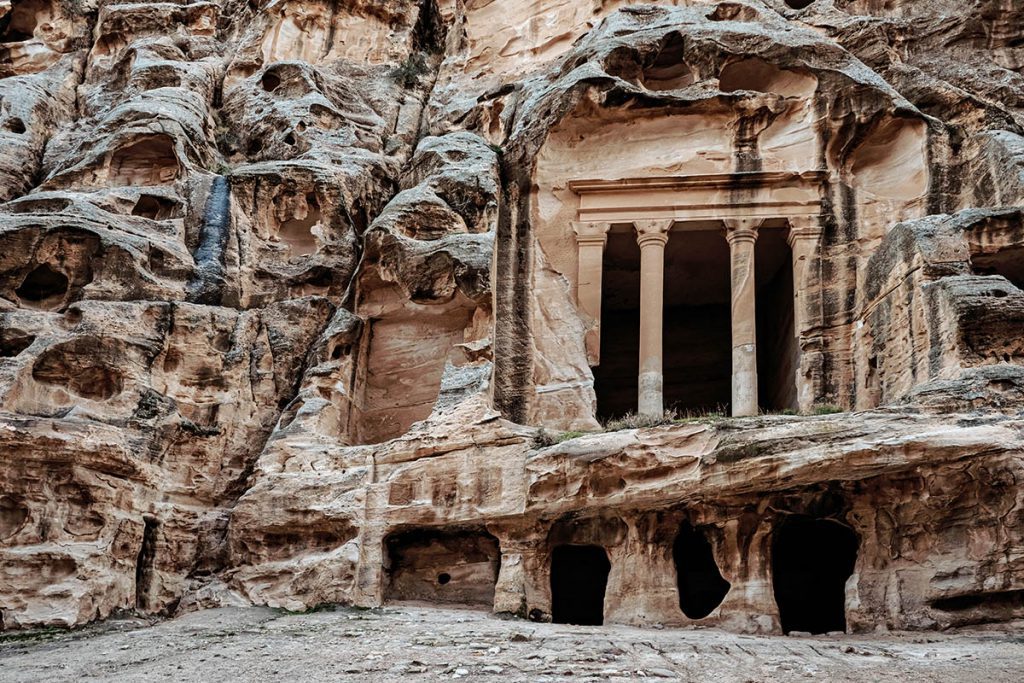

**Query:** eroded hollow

left=772, top=516, right=858, bottom=634
left=32, top=337, right=125, bottom=400
left=674, top=522, right=730, bottom=619
left=131, top=194, right=177, bottom=220
left=550, top=544, right=610, bottom=625
left=273, top=190, right=321, bottom=255
left=1, top=0, right=49, bottom=42
left=719, top=58, right=816, bottom=98
left=16, top=263, right=69, bottom=309
left=0, top=330, right=35, bottom=357
left=352, top=304, right=474, bottom=445
left=109, top=135, right=180, bottom=186
left=973, top=245, right=1024, bottom=291
left=785, top=0, right=815, bottom=9
left=384, top=528, right=500, bottom=607
left=640, top=32, right=693, bottom=91
left=0, top=495, right=29, bottom=540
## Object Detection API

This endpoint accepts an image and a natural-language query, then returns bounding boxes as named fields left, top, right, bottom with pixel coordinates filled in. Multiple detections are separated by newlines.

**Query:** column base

left=731, top=343, right=758, bottom=417
left=638, top=370, right=663, bottom=418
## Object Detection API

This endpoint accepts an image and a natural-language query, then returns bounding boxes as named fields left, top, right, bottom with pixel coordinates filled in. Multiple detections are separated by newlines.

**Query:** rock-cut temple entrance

left=572, top=172, right=822, bottom=419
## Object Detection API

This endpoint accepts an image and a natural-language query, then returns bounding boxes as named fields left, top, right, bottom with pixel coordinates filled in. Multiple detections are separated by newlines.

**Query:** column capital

left=573, top=220, right=611, bottom=243
left=723, top=217, right=763, bottom=246
left=634, top=219, right=673, bottom=247
left=786, top=215, right=824, bottom=247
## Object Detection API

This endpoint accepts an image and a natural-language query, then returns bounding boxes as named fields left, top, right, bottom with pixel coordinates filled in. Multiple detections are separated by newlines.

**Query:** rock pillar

left=573, top=221, right=612, bottom=366
left=724, top=218, right=762, bottom=417
left=634, top=220, right=673, bottom=418
left=787, top=216, right=823, bottom=413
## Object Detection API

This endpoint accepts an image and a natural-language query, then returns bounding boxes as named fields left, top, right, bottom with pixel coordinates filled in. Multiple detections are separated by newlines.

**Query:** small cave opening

left=719, top=58, right=816, bottom=98
left=5, top=117, right=26, bottom=134
left=785, top=0, right=816, bottom=9
left=1, top=0, right=48, bottom=43
left=384, top=528, right=500, bottom=607
left=16, top=263, right=68, bottom=309
left=0, top=330, right=35, bottom=357
left=673, top=522, right=730, bottom=620
left=550, top=544, right=611, bottom=626
left=109, top=135, right=180, bottom=186
left=640, top=32, right=693, bottom=91
left=972, top=245, right=1024, bottom=292
left=274, top=191, right=321, bottom=256
left=771, top=516, right=858, bottom=634
left=131, top=194, right=177, bottom=220
left=134, top=517, right=159, bottom=612
left=261, top=70, right=281, bottom=92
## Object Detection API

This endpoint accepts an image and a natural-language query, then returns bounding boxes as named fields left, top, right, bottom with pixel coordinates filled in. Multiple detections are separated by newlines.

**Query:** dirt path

left=2, top=606, right=1023, bottom=682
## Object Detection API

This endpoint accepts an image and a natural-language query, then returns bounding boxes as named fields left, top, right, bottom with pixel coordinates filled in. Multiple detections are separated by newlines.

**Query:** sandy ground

left=2, top=605, right=1023, bottom=682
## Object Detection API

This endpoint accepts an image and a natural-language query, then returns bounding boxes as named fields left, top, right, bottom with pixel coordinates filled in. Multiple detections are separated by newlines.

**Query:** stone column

left=724, top=218, right=762, bottom=418
left=573, top=221, right=611, bottom=366
left=634, top=220, right=673, bottom=418
left=787, top=216, right=823, bottom=413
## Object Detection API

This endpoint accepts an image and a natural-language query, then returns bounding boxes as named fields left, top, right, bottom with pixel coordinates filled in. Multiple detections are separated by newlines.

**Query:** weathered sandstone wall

left=2, top=0, right=1024, bottom=635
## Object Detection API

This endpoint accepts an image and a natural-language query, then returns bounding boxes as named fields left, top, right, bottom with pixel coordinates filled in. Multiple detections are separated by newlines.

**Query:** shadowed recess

left=772, top=516, right=858, bottom=634
left=550, top=544, right=610, bottom=626
left=674, top=522, right=730, bottom=619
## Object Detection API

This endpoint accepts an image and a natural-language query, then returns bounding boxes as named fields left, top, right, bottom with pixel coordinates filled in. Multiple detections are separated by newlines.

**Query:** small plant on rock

left=389, top=53, right=430, bottom=88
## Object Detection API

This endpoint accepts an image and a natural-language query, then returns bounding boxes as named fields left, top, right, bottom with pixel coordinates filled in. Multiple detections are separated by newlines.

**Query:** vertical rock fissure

left=135, top=517, right=159, bottom=611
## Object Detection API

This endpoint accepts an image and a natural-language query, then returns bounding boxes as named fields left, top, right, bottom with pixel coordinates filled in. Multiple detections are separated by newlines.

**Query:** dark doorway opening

left=673, top=522, right=730, bottom=619
left=973, top=245, right=1024, bottom=291
left=771, top=516, right=858, bottom=634
left=756, top=227, right=798, bottom=412
left=664, top=228, right=732, bottom=414
left=594, top=230, right=640, bottom=421
left=135, top=517, right=159, bottom=611
left=550, top=544, right=610, bottom=625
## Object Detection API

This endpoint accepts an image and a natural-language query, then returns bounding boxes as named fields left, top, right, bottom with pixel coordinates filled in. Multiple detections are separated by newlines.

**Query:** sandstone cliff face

left=1, top=0, right=1023, bottom=635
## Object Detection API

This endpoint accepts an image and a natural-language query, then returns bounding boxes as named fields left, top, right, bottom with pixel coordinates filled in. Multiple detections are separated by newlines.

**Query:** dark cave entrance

left=550, top=545, right=610, bottom=625
left=16, top=263, right=68, bottom=309
left=771, top=516, right=858, bottom=634
left=673, top=522, right=731, bottom=619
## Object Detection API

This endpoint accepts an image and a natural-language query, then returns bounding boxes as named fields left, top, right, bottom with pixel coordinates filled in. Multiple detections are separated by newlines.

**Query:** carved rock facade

left=2, top=0, right=1024, bottom=635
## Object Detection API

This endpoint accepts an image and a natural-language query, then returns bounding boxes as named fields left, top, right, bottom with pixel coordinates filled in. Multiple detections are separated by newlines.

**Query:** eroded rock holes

left=31, top=337, right=126, bottom=400
left=16, top=263, right=68, bottom=309
left=550, top=545, right=610, bottom=625
left=109, top=135, right=180, bottom=186
left=772, top=516, right=858, bottom=634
